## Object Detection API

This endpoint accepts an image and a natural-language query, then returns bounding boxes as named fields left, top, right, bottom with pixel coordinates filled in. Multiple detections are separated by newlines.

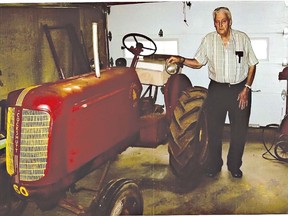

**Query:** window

left=251, top=38, right=269, bottom=61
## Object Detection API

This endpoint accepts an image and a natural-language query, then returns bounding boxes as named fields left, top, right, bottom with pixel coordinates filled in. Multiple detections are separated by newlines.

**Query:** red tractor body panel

left=6, top=67, right=142, bottom=199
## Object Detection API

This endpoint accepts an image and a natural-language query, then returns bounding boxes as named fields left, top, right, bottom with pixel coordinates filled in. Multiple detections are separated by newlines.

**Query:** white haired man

left=167, top=7, right=258, bottom=178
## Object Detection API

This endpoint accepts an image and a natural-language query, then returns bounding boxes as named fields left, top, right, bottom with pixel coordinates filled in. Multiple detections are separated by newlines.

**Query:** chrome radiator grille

left=6, top=108, right=50, bottom=181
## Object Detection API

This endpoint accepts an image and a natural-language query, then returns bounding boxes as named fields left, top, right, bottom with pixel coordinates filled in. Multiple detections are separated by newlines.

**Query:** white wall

left=108, top=1, right=288, bottom=127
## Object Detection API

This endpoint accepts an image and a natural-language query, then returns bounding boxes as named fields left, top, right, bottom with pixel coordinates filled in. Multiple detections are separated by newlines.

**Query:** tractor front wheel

left=89, top=178, right=143, bottom=216
left=0, top=161, right=27, bottom=216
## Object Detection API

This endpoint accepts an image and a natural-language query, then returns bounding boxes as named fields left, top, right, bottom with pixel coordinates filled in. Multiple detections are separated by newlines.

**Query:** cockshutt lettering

left=14, top=109, right=22, bottom=154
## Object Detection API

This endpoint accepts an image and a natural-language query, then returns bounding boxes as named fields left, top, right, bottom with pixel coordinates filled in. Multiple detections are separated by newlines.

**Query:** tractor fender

left=163, top=74, right=192, bottom=123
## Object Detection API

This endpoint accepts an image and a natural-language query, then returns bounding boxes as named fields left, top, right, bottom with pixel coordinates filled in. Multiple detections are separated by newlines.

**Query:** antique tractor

left=4, top=25, right=208, bottom=215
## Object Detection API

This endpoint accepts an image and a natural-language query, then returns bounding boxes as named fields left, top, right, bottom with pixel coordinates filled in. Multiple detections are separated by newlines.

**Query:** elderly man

left=167, top=7, right=258, bottom=178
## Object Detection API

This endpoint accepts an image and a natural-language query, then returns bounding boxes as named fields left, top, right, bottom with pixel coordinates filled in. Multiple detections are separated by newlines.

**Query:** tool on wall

left=183, top=1, right=191, bottom=26
left=43, top=24, right=91, bottom=79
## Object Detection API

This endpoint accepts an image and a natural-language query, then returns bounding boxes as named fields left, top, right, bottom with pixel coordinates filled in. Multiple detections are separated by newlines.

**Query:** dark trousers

left=206, top=79, right=251, bottom=172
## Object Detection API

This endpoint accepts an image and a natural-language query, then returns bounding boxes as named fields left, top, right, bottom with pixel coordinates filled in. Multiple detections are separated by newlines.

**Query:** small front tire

left=0, top=161, right=27, bottom=216
left=90, top=178, right=143, bottom=216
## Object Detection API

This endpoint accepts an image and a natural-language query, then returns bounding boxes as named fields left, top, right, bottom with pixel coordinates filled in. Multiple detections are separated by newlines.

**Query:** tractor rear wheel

left=168, top=86, right=208, bottom=180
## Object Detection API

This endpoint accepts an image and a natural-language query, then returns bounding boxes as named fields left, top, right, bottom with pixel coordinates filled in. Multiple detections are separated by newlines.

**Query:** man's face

left=214, top=11, right=231, bottom=37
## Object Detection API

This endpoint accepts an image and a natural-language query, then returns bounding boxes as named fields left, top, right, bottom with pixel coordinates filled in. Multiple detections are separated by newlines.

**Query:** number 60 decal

left=13, top=184, right=29, bottom=197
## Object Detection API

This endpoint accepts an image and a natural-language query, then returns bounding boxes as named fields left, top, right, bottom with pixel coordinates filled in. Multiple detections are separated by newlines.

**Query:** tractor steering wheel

left=122, top=33, right=157, bottom=57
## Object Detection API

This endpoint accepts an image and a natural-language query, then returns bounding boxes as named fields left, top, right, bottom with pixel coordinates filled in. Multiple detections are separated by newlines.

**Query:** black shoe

left=229, top=169, right=243, bottom=178
left=205, top=168, right=221, bottom=177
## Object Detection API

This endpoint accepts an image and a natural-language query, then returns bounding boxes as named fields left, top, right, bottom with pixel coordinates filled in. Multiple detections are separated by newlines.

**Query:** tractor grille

left=6, top=108, right=50, bottom=181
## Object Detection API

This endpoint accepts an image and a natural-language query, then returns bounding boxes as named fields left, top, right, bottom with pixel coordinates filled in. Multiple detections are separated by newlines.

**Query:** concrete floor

left=22, top=129, right=288, bottom=215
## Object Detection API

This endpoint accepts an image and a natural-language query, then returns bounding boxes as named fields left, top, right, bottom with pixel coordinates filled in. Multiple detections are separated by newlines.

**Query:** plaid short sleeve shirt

left=194, top=29, right=259, bottom=84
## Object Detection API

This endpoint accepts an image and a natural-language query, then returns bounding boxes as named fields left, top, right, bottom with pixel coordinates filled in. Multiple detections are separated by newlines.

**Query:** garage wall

left=0, top=5, right=107, bottom=100
left=107, top=1, right=288, bottom=127
left=0, top=4, right=108, bottom=132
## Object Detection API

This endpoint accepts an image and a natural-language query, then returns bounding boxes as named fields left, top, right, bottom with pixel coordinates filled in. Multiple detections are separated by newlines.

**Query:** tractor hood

left=7, top=67, right=142, bottom=115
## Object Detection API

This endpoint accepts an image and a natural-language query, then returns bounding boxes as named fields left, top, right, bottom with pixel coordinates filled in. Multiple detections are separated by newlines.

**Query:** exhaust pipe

left=92, top=23, right=101, bottom=78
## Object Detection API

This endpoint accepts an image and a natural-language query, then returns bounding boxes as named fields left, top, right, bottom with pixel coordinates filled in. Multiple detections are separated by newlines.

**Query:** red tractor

left=4, top=25, right=208, bottom=215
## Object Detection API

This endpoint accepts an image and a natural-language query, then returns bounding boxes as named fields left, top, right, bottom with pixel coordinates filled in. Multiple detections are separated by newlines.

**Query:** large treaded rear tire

left=168, top=86, right=208, bottom=180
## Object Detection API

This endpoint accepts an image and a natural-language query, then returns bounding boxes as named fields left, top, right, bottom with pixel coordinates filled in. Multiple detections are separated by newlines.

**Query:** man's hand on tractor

left=167, top=56, right=185, bottom=64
